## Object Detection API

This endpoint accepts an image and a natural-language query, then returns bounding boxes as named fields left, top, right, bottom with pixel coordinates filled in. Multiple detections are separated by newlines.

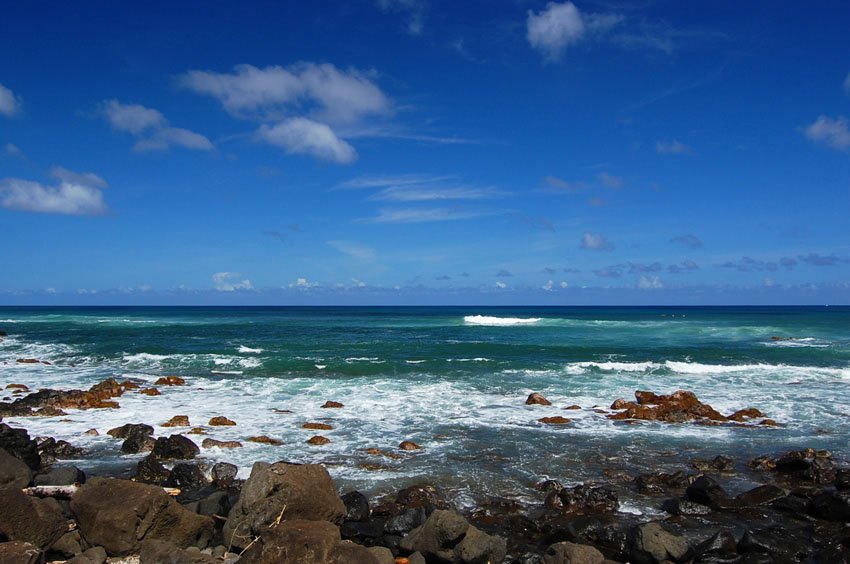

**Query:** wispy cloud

left=540, top=175, right=584, bottom=194
left=805, top=115, right=850, bottom=151
left=667, top=260, right=699, bottom=273
left=656, top=139, right=691, bottom=154
left=101, top=100, right=213, bottom=152
left=338, top=174, right=456, bottom=190
left=581, top=230, right=614, bottom=251
left=370, top=185, right=506, bottom=201
left=328, top=240, right=377, bottom=261
left=798, top=252, right=845, bottom=266
left=360, top=207, right=490, bottom=224
left=0, top=83, right=22, bottom=117
left=377, top=0, right=426, bottom=36
left=0, top=167, right=108, bottom=215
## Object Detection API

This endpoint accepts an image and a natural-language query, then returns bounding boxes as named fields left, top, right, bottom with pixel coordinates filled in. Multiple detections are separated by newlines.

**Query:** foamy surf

left=463, top=315, right=542, bottom=326
left=238, top=345, right=264, bottom=353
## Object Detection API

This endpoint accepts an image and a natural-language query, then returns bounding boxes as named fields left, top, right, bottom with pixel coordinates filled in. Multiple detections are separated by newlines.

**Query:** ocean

left=1, top=306, right=848, bottom=515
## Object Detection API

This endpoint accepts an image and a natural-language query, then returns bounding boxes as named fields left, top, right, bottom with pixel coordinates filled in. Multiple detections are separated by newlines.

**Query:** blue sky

left=1, top=0, right=849, bottom=305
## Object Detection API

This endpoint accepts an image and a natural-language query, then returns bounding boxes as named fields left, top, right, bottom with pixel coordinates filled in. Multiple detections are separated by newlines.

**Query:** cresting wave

left=563, top=360, right=850, bottom=378
left=463, top=315, right=542, bottom=326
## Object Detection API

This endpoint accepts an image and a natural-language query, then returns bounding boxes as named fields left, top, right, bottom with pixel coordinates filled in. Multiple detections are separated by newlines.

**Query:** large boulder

left=223, top=462, right=346, bottom=549
left=628, top=522, right=690, bottom=563
left=108, top=423, right=155, bottom=454
left=70, top=477, right=214, bottom=556
left=0, top=541, right=44, bottom=564
left=0, top=423, right=40, bottom=470
left=0, top=447, right=33, bottom=488
left=0, top=488, right=67, bottom=550
left=398, top=509, right=506, bottom=564
left=152, top=435, right=200, bottom=460
left=239, top=519, right=379, bottom=564
left=543, top=541, right=605, bottom=564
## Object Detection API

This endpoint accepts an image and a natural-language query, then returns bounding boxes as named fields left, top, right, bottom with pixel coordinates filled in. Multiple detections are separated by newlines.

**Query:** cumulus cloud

left=257, top=117, right=356, bottom=163
left=639, top=275, right=663, bottom=289
left=0, top=83, right=22, bottom=116
left=526, top=2, right=622, bottom=61
left=805, top=115, right=850, bottom=151
left=670, top=234, right=703, bottom=248
left=0, top=167, right=108, bottom=215
left=289, top=277, right=317, bottom=289
left=656, top=140, right=691, bottom=154
left=495, top=281, right=508, bottom=289
left=581, top=231, right=614, bottom=251
left=212, top=272, right=253, bottom=291
left=101, top=100, right=213, bottom=152
left=377, top=0, right=426, bottom=35
left=542, top=280, right=554, bottom=291
left=328, top=240, right=377, bottom=261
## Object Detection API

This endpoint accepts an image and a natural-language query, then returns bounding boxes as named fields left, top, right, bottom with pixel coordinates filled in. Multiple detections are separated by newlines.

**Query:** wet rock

left=1, top=379, right=123, bottom=416
left=692, top=455, right=735, bottom=473
left=139, top=388, right=161, bottom=396
left=728, top=408, right=765, bottom=422
left=211, top=462, right=238, bottom=488
left=610, top=398, right=631, bottom=410
left=835, top=468, right=850, bottom=490
left=202, top=438, right=242, bottom=449
left=303, top=422, right=333, bottom=430
left=188, top=427, right=207, bottom=435
left=738, top=528, right=811, bottom=560
left=527, top=392, right=553, bottom=406
left=634, top=471, right=691, bottom=495
left=37, top=437, right=83, bottom=467
left=399, top=440, right=421, bottom=450
left=0, top=488, right=67, bottom=549
left=661, top=498, right=711, bottom=516
left=0, top=423, right=41, bottom=470
left=84, top=428, right=99, bottom=436
left=0, top=446, right=33, bottom=488
left=399, top=509, right=506, bottom=564
left=608, top=390, right=729, bottom=424
left=167, top=463, right=209, bottom=490
left=307, top=435, right=330, bottom=445
left=769, top=492, right=811, bottom=514
left=108, top=423, right=153, bottom=439
left=163, top=415, right=191, bottom=427
left=155, top=376, right=185, bottom=386
left=71, top=477, right=214, bottom=556
left=692, top=530, right=737, bottom=561
left=322, top=400, right=344, bottom=408
left=33, top=406, right=67, bottom=416
left=222, top=461, right=346, bottom=549
left=33, top=465, right=85, bottom=485
left=685, top=475, right=732, bottom=509
left=546, top=484, right=618, bottom=514
left=138, top=539, right=218, bottom=564
left=109, top=423, right=156, bottom=454
left=754, top=448, right=836, bottom=484
left=539, top=416, right=572, bottom=425
left=16, top=358, right=46, bottom=364
left=341, top=518, right=386, bottom=540
left=6, top=383, right=30, bottom=391
left=395, top=484, right=444, bottom=512
left=342, top=491, right=371, bottom=522
left=134, top=454, right=171, bottom=484
left=810, top=490, right=850, bottom=521
left=152, top=435, right=200, bottom=460
left=628, top=522, right=690, bottom=564
left=120, top=380, right=140, bottom=390
left=385, top=506, right=427, bottom=535
left=0, top=541, right=44, bottom=564
left=543, top=541, right=605, bottom=564
left=248, top=435, right=283, bottom=445
left=736, top=484, right=785, bottom=506
left=209, top=416, right=236, bottom=426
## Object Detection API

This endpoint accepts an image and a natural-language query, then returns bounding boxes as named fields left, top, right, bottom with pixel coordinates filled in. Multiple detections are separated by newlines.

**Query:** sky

left=1, top=0, right=849, bottom=305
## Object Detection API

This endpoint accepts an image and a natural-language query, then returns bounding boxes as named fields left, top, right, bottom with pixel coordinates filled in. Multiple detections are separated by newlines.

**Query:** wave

left=448, top=358, right=492, bottom=363
left=563, top=359, right=850, bottom=378
left=238, top=345, right=264, bottom=354
left=463, top=315, right=541, bottom=326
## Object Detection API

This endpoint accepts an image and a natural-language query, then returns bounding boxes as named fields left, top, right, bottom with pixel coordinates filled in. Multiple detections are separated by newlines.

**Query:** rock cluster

left=608, top=389, right=772, bottom=425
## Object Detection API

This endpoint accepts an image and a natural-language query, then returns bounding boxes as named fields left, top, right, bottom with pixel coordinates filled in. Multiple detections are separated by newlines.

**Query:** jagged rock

left=628, top=522, right=690, bottom=564
left=692, top=455, right=735, bottom=473
left=209, top=416, right=236, bottom=426
left=693, top=530, right=737, bottom=561
left=736, top=484, right=785, bottom=506
left=0, top=541, right=44, bottom=564
left=728, top=407, right=765, bottom=421
left=211, top=462, right=238, bottom=488
left=139, top=539, right=218, bottom=564
left=0, top=379, right=123, bottom=416
left=634, top=471, right=691, bottom=495
left=398, top=509, right=506, bottom=564
left=342, top=491, right=370, bottom=522
left=545, top=484, right=618, bottom=514
left=527, top=392, right=553, bottom=406
left=202, top=438, right=242, bottom=449
left=71, top=477, right=214, bottom=556
left=0, top=488, right=67, bottom=550
left=661, top=498, right=711, bottom=516
left=685, top=475, right=731, bottom=509
left=155, top=376, right=186, bottom=386
left=395, top=484, right=444, bottom=512
left=134, top=454, right=171, bottom=484
left=738, top=529, right=811, bottom=560
left=223, top=461, right=346, bottom=549
left=810, top=490, right=850, bottom=521
left=166, top=463, right=209, bottom=490
left=152, top=435, right=200, bottom=460
left=385, top=506, right=427, bottom=535
left=162, top=415, right=190, bottom=427
left=543, top=541, right=605, bottom=564
left=0, top=423, right=41, bottom=470
left=0, top=446, right=33, bottom=488
left=321, top=401, right=344, bottom=408
left=108, top=423, right=156, bottom=454
left=609, top=390, right=729, bottom=424
left=37, top=437, right=83, bottom=467
left=33, top=465, right=85, bottom=485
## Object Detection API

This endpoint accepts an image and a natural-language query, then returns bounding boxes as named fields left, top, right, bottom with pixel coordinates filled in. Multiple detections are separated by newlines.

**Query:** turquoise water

left=1, top=306, right=849, bottom=512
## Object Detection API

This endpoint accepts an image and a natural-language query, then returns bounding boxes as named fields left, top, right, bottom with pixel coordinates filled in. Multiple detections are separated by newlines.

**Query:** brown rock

left=120, top=380, right=140, bottom=390
left=248, top=435, right=283, bottom=445
left=0, top=488, right=67, bottom=550
left=610, top=398, right=631, bottom=409
left=84, top=428, right=99, bottom=436
left=1, top=378, right=124, bottom=414
left=302, top=422, right=333, bottom=430
left=760, top=419, right=779, bottom=426
left=321, top=400, right=344, bottom=408
left=0, top=541, right=44, bottom=564
left=187, top=427, right=208, bottom=435
left=539, top=416, right=572, bottom=425
left=564, top=404, right=582, bottom=410
left=33, top=407, right=67, bottom=416
left=208, top=416, right=236, bottom=426
left=635, top=390, right=661, bottom=405
left=608, top=389, right=731, bottom=424
left=16, top=359, right=42, bottom=364
left=202, top=438, right=242, bottom=449
left=399, top=441, right=421, bottom=451
left=162, top=415, right=190, bottom=427
left=526, top=392, right=552, bottom=406
left=307, top=435, right=331, bottom=445
left=155, top=376, right=185, bottom=386
left=5, top=384, right=30, bottom=391
left=728, top=407, right=766, bottom=421
left=139, top=388, right=161, bottom=396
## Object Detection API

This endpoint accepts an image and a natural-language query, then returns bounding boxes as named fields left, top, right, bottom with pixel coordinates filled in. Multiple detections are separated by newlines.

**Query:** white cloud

left=542, top=280, right=554, bottom=291
left=257, top=117, right=357, bottom=164
left=598, top=172, right=624, bottom=188
left=526, top=2, right=622, bottom=61
left=580, top=231, right=614, bottom=251
left=180, top=63, right=390, bottom=124
left=101, top=100, right=213, bottom=152
left=338, top=174, right=456, bottom=190
left=371, top=185, right=505, bottom=201
left=805, top=115, right=850, bottom=151
left=656, top=140, right=691, bottom=154
left=361, top=207, right=488, bottom=224
left=289, top=277, right=317, bottom=289
left=495, top=281, right=508, bottom=289
left=0, top=168, right=108, bottom=215
left=328, top=240, right=377, bottom=261
left=639, top=275, right=663, bottom=289
left=212, top=272, right=253, bottom=292
left=0, top=83, right=22, bottom=117
left=560, top=281, right=569, bottom=288
left=351, top=278, right=367, bottom=287
left=4, top=143, right=24, bottom=159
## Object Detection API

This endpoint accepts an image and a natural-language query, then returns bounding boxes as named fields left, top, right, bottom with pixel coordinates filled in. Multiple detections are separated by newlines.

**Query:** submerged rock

left=209, top=416, right=236, bottom=426
left=526, top=392, right=553, bottom=406
left=321, top=400, right=344, bottom=408
left=248, top=435, right=283, bottom=445
left=399, top=440, right=421, bottom=451
left=202, top=438, right=242, bottom=449
left=162, top=415, right=191, bottom=427
left=307, top=435, right=331, bottom=445
left=302, top=422, right=333, bottom=430
left=0, top=378, right=124, bottom=416
left=155, top=376, right=186, bottom=386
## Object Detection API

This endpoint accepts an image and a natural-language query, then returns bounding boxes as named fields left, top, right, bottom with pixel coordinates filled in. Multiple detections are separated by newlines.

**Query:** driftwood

left=22, top=484, right=180, bottom=498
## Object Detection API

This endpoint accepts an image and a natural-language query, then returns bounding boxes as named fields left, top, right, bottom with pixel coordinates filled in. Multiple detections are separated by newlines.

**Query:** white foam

left=315, top=364, right=327, bottom=370
left=463, top=315, right=542, bottom=326
left=238, top=345, right=264, bottom=354
left=210, top=370, right=242, bottom=375
left=405, top=360, right=426, bottom=364
left=574, top=361, right=659, bottom=372
left=123, top=352, right=170, bottom=363
left=448, top=358, right=492, bottom=362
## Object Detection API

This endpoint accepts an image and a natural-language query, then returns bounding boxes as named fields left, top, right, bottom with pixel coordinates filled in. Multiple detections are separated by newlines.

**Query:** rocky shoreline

left=1, top=379, right=849, bottom=562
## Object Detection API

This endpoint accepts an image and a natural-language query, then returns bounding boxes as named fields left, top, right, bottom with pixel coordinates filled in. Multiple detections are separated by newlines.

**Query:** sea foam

left=464, top=315, right=542, bottom=326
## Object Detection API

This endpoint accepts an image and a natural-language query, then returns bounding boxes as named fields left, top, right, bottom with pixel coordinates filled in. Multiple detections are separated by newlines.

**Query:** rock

left=188, top=427, right=207, bottom=435
left=0, top=423, right=41, bottom=470
left=120, top=380, right=140, bottom=390
left=738, top=529, right=809, bottom=560
left=163, top=415, right=190, bottom=427
left=564, top=405, right=582, bottom=410
left=134, top=454, right=171, bottom=484
left=139, top=539, right=218, bottom=564
left=399, top=440, right=421, bottom=450
left=769, top=493, right=810, bottom=514
left=140, top=388, right=161, bottom=396
left=166, top=463, right=209, bottom=490
left=728, top=407, right=765, bottom=421
left=527, top=392, right=553, bottom=406
left=661, top=498, right=711, bottom=516
left=195, top=490, right=230, bottom=517
left=628, top=522, right=690, bottom=564
left=340, top=519, right=386, bottom=540
left=398, top=509, right=505, bottom=564
left=37, top=437, right=83, bottom=466
left=539, top=416, right=572, bottom=425
left=610, top=398, right=630, bottom=410
left=342, top=491, right=371, bottom=522
left=15, top=358, right=43, bottom=364
left=152, top=435, right=200, bottom=460
left=209, top=416, right=236, bottom=426
left=155, top=376, right=186, bottom=386
left=223, top=461, right=346, bottom=549
left=237, top=519, right=343, bottom=564
left=810, top=490, right=850, bottom=521
left=202, top=438, right=242, bottom=449
left=691, top=455, right=735, bottom=473
left=248, top=435, right=283, bottom=445
left=33, top=465, right=85, bottom=485
left=84, top=429, right=99, bottom=436
left=835, top=468, right=850, bottom=490
left=307, top=435, right=330, bottom=445
left=71, top=477, right=214, bottom=556
left=0, top=379, right=123, bottom=415
left=109, top=423, right=156, bottom=454
left=0, top=488, right=67, bottom=549
left=395, top=484, right=443, bottom=511
left=50, top=530, right=83, bottom=557
left=546, top=484, right=618, bottom=514
left=736, top=484, right=785, bottom=506
left=693, top=530, right=737, bottom=561
left=322, top=401, right=344, bottom=408
left=385, top=506, right=427, bottom=535
left=303, top=422, right=333, bottom=430
left=608, top=390, right=730, bottom=424
left=368, top=546, right=395, bottom=564
left=33, top=406, right=67, bottom=416
left=6, top=384, right=30, bottom=391
left=66, top=546, right=108, bottom=564
left=685, top=475, right=731, bottom=509
left=543, top=541, right=605, bottom=564
left=211, top=462, right=238, bottom=488
left=0, top=541, right=44, bottom=564
left=0, top=446, right=33, bottom=488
